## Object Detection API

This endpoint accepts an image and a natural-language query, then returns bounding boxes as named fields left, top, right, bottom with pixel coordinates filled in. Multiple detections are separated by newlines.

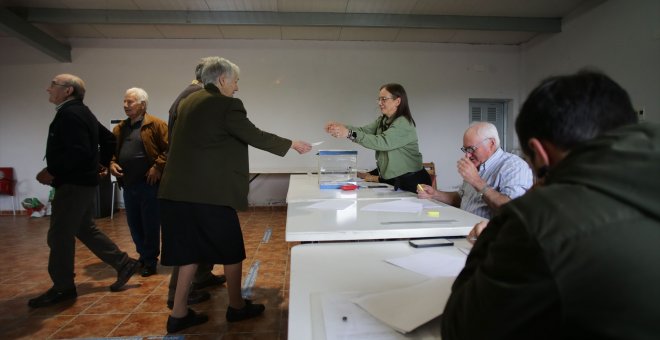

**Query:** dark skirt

left=159, top=199, right=246, bottom=266
left=379, top=168, right=432, bottom=193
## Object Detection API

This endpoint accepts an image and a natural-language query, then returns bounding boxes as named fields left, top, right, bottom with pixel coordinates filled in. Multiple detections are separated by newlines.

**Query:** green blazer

left=158, top=84, right=292, bottom=210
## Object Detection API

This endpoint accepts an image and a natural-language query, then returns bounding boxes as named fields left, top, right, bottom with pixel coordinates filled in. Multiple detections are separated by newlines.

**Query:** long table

left=288, top=240, right=471, bottom=340
left=285, top=198, right=485, bottom=242
left=286, top=174, right=416, bottom=202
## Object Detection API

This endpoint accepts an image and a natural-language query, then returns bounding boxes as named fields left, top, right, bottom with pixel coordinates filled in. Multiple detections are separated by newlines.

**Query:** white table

left=288, top=240, right=471, bottom=340
left=285, top=198, right=485, bottom=241
left=287, top=174, right=416, bottom=203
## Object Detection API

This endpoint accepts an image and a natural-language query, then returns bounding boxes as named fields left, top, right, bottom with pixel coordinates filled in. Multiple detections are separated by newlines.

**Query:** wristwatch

left=347, top=129, right=357, bottom=141
left=478, top=185, right=490, bottom=199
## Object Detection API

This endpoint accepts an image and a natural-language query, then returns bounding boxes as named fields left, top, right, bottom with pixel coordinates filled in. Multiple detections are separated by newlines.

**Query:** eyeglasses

left=50, top=81, right=69, bottom=88
left=377, top=96, right=395, bottom=103
left=460, top=138, right=491, bottom=154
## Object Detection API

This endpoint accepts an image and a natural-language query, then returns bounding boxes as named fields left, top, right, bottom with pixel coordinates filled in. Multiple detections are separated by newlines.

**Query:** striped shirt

left=458, top=148, right=533, bottom=219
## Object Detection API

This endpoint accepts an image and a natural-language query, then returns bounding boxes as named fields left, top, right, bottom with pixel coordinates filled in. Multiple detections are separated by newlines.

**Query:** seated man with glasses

left=418, top=121, right=533, bottom=240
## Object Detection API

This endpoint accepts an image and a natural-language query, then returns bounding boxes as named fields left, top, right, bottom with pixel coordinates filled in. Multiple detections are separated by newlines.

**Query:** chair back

left=0, top=167, right=15, bottom=196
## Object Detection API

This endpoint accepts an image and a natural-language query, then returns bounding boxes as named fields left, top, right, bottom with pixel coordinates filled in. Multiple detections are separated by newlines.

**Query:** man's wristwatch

left=478, top=185, right=490, bottom=199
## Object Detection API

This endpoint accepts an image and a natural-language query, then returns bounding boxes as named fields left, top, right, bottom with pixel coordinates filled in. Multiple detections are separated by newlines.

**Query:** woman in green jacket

left=325, top=83, right=431, bottom=193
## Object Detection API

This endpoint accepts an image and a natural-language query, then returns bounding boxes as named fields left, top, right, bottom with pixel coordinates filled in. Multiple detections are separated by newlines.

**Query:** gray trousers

left=48, top=184, right=130, bottom=290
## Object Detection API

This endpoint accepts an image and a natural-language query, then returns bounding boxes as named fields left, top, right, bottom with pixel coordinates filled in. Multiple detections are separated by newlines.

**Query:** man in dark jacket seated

left=441, top=70, right=660, bottom=339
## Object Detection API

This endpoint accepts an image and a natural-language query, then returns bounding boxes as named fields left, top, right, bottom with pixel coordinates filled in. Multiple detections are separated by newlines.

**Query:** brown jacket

left=111, top=113, right=168, bottom=172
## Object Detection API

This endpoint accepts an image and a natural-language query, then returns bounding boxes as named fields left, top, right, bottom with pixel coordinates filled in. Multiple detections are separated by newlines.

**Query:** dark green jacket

left=158, top=84, right=291, bottom=210
left=442, top=122, right=660, bottom=340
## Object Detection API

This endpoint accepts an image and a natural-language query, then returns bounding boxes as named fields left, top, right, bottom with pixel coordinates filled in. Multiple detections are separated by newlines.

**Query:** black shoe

left=28, top=287, right=77, bottom=308
left=166, top=308, right=209, bottom=333
left=192, top=274, right=227, bottom=290
left=226, top=299, right=265, bottom=322
left=110, top=258, right=138, bottom=292
left=140, top=264, right=157, bottom=277
left=167, top=290, right=211, bottom=309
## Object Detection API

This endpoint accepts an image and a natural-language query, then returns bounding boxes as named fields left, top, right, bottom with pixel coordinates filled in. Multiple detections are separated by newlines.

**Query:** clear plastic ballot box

left=318, top=150, right=358, bottom=189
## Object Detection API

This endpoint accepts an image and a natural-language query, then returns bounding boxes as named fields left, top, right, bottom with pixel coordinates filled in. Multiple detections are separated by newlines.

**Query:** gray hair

left=469, top=121, right=500, bottom=148
left=201, top=57, right=240, bottom=86
left=125, top=87, right=149, bottom=108
left=194, top=61, right=204, bottom=81
left=59, top=74, right=86, bottom=100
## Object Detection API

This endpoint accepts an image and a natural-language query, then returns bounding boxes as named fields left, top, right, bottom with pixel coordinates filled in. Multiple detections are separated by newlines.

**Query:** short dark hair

left=516, top=70, right=638, bottom=156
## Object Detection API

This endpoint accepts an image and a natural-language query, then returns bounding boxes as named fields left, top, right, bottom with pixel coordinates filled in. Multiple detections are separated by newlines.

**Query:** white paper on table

left=321, top=292, right=409, bottom=340
left=420, top=199, right=447, bottom=209
left=311, top=141, right=324, bottom=146
left=353, top=277, right=454, bottom=334
left=361, top=200, right=423, bottom=213
left=385, top=250, right=466, bottom=278
left=306, top=200, right=356, bottom=211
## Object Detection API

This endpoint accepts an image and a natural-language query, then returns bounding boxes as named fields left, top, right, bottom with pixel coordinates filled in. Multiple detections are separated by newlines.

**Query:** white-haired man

left=109, top=87, right=168, bottom=277
left=418, top=122, right=533, bottom=239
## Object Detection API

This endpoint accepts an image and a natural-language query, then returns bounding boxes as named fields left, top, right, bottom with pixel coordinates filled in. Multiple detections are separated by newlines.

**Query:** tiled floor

left=0, top=207, right=295, bottom=339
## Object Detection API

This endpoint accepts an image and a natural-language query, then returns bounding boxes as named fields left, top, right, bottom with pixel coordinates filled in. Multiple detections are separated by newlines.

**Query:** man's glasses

left=50, top=81, right=69, bottom=87
left=460, top=138, right=490, bottom=154
left=377, top=96, right=395, bottom=103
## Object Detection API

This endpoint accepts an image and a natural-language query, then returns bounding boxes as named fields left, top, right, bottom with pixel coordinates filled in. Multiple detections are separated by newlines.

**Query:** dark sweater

left=46, top=99, right=116, bottom=187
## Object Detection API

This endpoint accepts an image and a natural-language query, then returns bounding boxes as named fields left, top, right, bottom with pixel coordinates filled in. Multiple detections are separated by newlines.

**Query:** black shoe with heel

left=226, top=299, right=265, bottom=322
left=166, top=308, right=208, bottom=333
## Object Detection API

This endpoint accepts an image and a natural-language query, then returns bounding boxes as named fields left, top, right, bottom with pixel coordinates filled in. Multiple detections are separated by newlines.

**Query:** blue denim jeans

left=122, top=180, right=160, bottom=267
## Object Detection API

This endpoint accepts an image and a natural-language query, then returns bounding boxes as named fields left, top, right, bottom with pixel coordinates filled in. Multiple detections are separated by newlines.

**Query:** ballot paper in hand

left=353, top=277, right=455, bottom=334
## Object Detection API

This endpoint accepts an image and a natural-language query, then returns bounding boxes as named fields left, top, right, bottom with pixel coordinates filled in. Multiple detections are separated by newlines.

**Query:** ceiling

left=0, top=0, right=600, bottom=62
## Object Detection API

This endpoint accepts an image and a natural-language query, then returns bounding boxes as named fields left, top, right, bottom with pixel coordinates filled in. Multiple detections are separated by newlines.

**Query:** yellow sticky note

left=427, top=211, right=440, bottom=218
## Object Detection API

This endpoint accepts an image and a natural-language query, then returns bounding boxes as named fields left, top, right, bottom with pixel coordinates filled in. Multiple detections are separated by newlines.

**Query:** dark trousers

left=122, top=180, right=160, bottom=266
left=381, top=168, right=433, bottom=193
left=48, top=184, right=129, bottom=290
left=167, top=264, right=216, bottom=300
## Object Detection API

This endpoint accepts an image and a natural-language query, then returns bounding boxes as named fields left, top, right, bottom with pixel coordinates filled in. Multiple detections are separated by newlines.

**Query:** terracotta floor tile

left=0, top=209, right=292, bottom=339
left=109, top=312, right=170, bottom=337
left=50, top=313, right=128, bottom=338
left=0, top=315, right=75, bottom=339
left=83, top=294, right=147, bottom=314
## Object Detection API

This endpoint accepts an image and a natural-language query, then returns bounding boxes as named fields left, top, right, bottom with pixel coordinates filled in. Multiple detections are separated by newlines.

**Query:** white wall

left=0, top=38, right=521, bottom=210
left=521, top=0, right=660, bottom=122
left=2, top=0, right=656, bottom=211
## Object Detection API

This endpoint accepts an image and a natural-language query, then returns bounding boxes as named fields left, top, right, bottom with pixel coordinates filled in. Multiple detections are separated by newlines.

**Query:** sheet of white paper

left=307, top=200, right=356, bottom=210
left=321, top=292, right=409, bottom=340
left=361, top=200, right=423, bottom=213
left=354, top=277, right=454, bottom=334
left=385, top=251, right=466, bottom=278
left=311, top=141, right=324, bottom=146
left=420, top=199, right=447, bottom=209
